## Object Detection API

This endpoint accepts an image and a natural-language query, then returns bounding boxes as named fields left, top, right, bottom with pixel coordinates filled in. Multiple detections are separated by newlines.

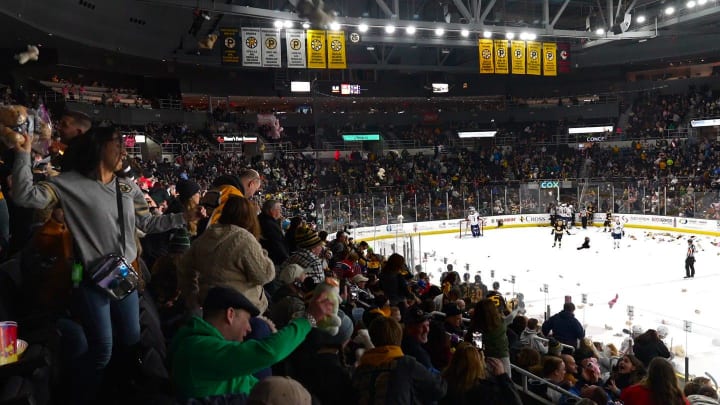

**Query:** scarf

left=359, top=345, right=404, bottom=367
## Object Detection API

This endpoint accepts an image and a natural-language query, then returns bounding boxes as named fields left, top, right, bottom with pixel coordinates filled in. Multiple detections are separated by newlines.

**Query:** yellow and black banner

left=326, top=31, right=347, bottom=69
left=494, top=40, right=509, bottom=74
left=478, top=39, right=494, bottom=74
left=511, top=40, right=526, bottom=75
left=543, top=42, right=557, bottom=76
left=526, top=41, right=541, bottom=75
left=220, top=27, right=239, bottom=65
left=306, top=30, right=327, bottom=69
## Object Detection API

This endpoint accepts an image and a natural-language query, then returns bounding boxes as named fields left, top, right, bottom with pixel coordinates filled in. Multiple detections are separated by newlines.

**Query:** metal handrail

left=510, top=364, right=581, bottom=404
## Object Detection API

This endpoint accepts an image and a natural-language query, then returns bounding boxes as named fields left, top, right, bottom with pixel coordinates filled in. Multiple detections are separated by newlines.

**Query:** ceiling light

left=283, top=20, right=293, bottom=28
left=526, top=33, right=537, bottom=40
left=358, top=23, right=368, bottom=33
left=302, top=22, right=311, bottom=29
left=435, top=27, right=445, bottom=36
left=406, top=25, right=416, bottom=34
left=505, top=32, right=515, bottom=40
left=636, top=15, right=646, bottom=23
left=483, top=31, right=492, bottom=38
left=460, top=28, right=469, bottom=37
left=519, top=32, right=527, bottom=40
left=687, top=0, right=696, bottom=8
left=273, top=20, right=284, bottom=29
left=595, top=28, right=605, bottom=35
left=329, top=21, right=341, bottom=30
left=665, top=6, right=675, bottom=15
left=385, top=24, right=396, bottom=34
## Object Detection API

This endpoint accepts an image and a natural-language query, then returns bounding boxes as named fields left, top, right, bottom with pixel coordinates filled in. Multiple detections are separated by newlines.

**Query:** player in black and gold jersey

left=551, top=219, right=571, bottom=248
left=603, top=211, right=613, bottom=232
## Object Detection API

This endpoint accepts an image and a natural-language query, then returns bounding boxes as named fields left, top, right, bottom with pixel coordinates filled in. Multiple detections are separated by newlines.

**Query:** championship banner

left=326, top=31, right=347, bottom=69
left=558, top=42, right=571, bottom=74
left=220, top=27, right=239, bottom=65
left=261, top=30, right=281, bottom=67
left=511, top=40, right=526, bottom=75
left=494, top=40, right=509, bottom=74
left=241, top=28, right=262, bottom=67
left=478, top=39, right=494, bottom=74
left=526, top=41, right=541, bottom=75
left=543, top=42, right=557, bottom=76
left=306, top=29, right=327, bottom=69
left=285, top=29, right=306, bottom=68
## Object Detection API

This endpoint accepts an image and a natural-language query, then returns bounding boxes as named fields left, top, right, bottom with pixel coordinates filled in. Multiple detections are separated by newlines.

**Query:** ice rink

left=371, top=224, right=720, bottom=381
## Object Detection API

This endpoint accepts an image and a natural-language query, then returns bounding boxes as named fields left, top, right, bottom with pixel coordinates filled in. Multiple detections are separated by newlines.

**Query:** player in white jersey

left=611, top=219, right=624, bottom=249
left=468, top=208, right=482, bottom=238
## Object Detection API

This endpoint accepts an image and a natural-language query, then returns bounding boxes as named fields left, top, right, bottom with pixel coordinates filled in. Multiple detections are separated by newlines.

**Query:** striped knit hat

left=295, top=226, right=323, bottom=250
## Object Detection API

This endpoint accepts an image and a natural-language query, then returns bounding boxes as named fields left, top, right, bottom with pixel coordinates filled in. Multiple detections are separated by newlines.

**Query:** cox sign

left=540, top=181, right=559, bottom=189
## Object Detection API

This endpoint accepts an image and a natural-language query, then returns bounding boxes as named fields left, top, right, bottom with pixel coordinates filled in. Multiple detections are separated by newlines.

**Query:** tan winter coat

left=179, top=223, right=274, bottom=313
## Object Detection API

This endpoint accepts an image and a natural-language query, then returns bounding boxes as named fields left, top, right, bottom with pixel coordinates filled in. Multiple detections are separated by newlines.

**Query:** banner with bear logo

left=511, top=40, right=526, bottom=75
left=241, top=28, right=262, bottom=67
left=493, top=40, right=509, bottom=74
left=261, top=29, right=281, bottom=67
left=285, top=29, right=307, bottom=68
left=326, top=31, right=347, bottom=69
left=478, top=39, right=494, bottom=74
left=526, top=41, right=541, bottom=75
left=306, top=29, right=327, bottom=69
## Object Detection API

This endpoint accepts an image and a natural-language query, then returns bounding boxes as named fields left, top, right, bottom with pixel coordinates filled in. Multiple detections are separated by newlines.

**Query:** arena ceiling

left=2, top=0, right=720, bottom=72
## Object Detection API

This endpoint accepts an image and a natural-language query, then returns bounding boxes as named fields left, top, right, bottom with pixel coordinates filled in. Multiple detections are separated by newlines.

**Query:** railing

left=510, top=365, right=581, bottom=405
left=159, top=142, right=186, bottom=155
left=158, top=98, right=182, bottom=110
left=309, top=179, right=720, bottom=232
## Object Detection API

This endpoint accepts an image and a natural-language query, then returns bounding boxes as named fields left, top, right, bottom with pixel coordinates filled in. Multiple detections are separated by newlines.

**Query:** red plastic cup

left=0, top=321, right=18, bottom=366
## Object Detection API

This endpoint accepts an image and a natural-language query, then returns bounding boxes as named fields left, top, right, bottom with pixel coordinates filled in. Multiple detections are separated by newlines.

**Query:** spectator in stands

left=352, top=316, right=446, bottom=404
left=247, top=376, right=312, bottom=405
left=632, top=329, right=672, bottom=368
left=606, top=354, right=647, bottom=400
left=379, top=253, right=411, bottom=306
left=520, top=318, right=548, bottom=354
left=282, top=225, right=326, bottom=283
left=57, top=110, right=92, bottom=145
left=401, top=306, right=434, bottom=370
left=561, top=353, right=579, bottom=388
left=269, top=264, right=308, bottom=329
left=441, top=341, right=522, bottom=405
left=541, top=356, right=566, bottom=403
left=541, top=302, right=585, bottom=348
left=327, top=230, right=349, bottom=267
left=179, top=195, right=274, bottom=313
left=12, top=127, right=194, bottom=402
left=258, top=199, right=289, bottom=266
left=284, top=216, right=304, bottom=253
left=465, top=299, right=513, bottom=377
left=169, top=285, right=335, bottom=402
left=620, top=357, right=689, bottom=405
left=687, top=385, right=719, bottom=405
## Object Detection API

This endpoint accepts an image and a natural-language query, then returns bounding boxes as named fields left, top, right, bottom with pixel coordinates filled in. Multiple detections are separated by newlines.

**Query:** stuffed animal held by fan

left=15, top=45, right=39, bottom=65
left=311, top=277, right=342, bottom=335
left=0, top=105, right=30, bottom=147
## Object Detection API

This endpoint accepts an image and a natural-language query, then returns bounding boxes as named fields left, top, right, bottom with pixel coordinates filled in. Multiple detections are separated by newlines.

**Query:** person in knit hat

left=247, top=376, right=311, bottom=405
left=281, top=225, right=326, bottom=283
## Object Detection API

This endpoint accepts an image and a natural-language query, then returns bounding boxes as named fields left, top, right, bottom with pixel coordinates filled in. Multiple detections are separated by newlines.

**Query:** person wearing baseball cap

left=401, top=306, right=434, bottom=370
left=170, top=286, right=335, bottom=402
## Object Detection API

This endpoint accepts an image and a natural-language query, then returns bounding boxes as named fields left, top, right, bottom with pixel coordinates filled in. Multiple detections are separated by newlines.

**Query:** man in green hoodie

left=170, top=285, right=335, bottom=401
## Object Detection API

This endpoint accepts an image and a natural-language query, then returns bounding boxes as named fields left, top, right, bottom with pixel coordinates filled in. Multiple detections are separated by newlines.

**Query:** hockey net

left=458, top=219, right=483, bottom=238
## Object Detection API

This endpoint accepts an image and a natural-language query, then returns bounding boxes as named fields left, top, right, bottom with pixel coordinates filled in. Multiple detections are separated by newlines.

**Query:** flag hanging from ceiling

left=285, top=29, right=307, bottom=68
left=306, top=29, right=327, bottom=69
left=478, top=39, right=494, bottom=74
left=542, top=42, right=557, bottom=76
left=526, top=41, right=541, bottom=75
left=557, top=42, right=571, bottom=73
left=261, top=29, right=281, bottom=67
left=327, top=31, right=347, bottom=69
left=241, top=28, right=262, bottom=67
left=220, top=27, right=239, bottom=65
left=494, top=39, right=509, bottom=74
left=511, top=40, right=526, bottom=75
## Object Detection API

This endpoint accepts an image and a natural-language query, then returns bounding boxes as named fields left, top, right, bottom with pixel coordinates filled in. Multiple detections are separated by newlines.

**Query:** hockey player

left=551, top=219, right=570, bottom=248
left=611, top=219, right=624, bottom=249
left=603, top=210, right=613, bottom=232
left=468, top=208, right=482, bottom=238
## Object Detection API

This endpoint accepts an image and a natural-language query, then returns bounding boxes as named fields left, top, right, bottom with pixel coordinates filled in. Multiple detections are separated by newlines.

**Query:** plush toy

left=0, top=105, right=30, bottom=147
left=312, top=277, right=342, bottom=335
left=198, top=34, right=218, bottom=50
left=291, top=0, right=333, bottom=27
left=14, top=45, right=39, bottom=65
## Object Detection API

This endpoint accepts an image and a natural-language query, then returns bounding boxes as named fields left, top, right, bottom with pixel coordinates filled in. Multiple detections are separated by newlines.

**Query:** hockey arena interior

left=2, top=0, right=720, bottom=404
